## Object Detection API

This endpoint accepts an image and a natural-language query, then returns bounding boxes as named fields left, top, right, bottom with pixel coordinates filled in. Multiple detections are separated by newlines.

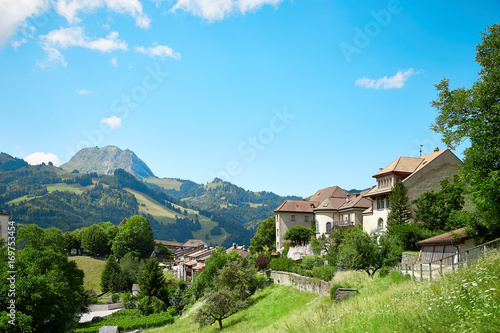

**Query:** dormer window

left=323, top=203, right=328, bottom=207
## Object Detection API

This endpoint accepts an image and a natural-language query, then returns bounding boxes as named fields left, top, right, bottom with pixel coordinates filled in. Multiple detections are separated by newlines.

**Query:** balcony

left=333, top=220, right=355, bottom=228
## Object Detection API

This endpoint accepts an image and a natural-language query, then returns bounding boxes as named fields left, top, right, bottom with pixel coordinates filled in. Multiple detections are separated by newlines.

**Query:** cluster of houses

left=275, top=148, right=473, bottom=260
left=154, top=239, right=249, bottom=281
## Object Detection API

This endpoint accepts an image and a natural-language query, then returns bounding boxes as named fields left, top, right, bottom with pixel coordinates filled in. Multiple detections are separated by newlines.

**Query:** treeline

left=63, top=174, right=93, bottom=186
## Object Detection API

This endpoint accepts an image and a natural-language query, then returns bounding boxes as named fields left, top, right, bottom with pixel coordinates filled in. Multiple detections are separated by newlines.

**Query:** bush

left=111, top=294, right=119, bottom=303
left=312, top=265, right=335, bottom=281
left=301, top=255, right=324, bottom=270
left=137, top=296, right=167, bottom=316
left=270, top=257, right=296, bottom=272
left=248, top=274, right=269, bottom=295
left=255, top=253, right=271, bottom=270
left=378, top=266, right=392, bottom=277
left=122, top=292, right=136, bottom=309
left=390, top=223, right=438, bottom=251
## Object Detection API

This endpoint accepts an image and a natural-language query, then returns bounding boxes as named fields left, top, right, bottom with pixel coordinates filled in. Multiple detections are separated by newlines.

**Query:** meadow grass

left=69, top=256, right=107, bottom=294
left=46, top=183, right=91, bottom=194
left=145, top=250, right=500, bottom=333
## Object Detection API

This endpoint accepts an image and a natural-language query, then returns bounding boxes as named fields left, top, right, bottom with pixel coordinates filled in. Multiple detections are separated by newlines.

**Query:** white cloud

left=110, top=56, right=118, bottom=67
left=101, top=115, right=122, bottom=129
left=55, top=0, right=151, bottom=29
left=38, top=26, right=128, bottom=67
left=0, top=0, right=49, bottom=46
left=135, top=43, right=181, bottom=60
left=76, top=88, right=94, bottom=94
left=24, top=152, right=62, bottom=166
left=169, top=0, right=283, bottom=21
left=355, top=69, right=416, bottom=89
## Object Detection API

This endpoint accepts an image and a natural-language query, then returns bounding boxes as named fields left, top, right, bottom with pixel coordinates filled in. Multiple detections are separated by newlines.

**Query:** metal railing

left=397, top=237, right=500, bottom=280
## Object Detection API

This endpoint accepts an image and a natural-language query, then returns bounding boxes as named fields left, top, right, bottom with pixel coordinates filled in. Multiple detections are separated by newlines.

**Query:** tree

left=431, top=24, right=500, bottom=241
left=112, top=215, right=155, bottom=258
left=137, top=259, right=169, bottom=304
left=194, top=287, right=246, bottom=330
left=386, top=180, right=411, bottom=230
left=81, top=224, right=109, bottom=256
left=339, top=228, right=402, bottom=278
left=249, top=216, right=276, bottom=253
left=0, top=225, right=88, bottom=333
left=120, top=252, right=142, bottom=290
left=63, top=231, right=77, bottom=255
left=412, top=176, right=465, bottom=231
left=101, top=255, right=124, bottom=293
left=284, top=225, right=314, bottom=246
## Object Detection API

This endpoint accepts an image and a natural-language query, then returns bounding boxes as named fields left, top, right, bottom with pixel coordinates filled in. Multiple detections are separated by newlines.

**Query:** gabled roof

left=309, top=186, right=348, bottom=203
left=416, top=227, right=469, bottom=247
left=338, top=190, right=373, bottom=211
left=314, top=189, right=372, bottom=212
left=274, top=200, right=319, bottom=213
left=365, top=149, right=458, bottom=198
left=155, top=240, right=183, bottom=247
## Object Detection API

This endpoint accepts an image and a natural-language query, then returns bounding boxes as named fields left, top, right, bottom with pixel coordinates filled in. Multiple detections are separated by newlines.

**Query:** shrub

left=270, top=257, right=296, bottom=272
left=378, top=266, right=392, bottom=277
left=312, top=265, right=335, bottom=281
left=111, top=294, right=119, bottom=303
left=122, top=292, right=136, bottom=309
left=302, top=255, right=324, bottom=270
left=284, top=226, right=314, bottom=246
left=255, top=252, right=271, bottom=270
left=137, top=296, right=167, bottom=316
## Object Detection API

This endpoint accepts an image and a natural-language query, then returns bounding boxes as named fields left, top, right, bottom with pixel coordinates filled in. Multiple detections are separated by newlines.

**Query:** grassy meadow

left=69, top=256, right=107, bottom=294
left=144, top=249, right=500, bottom=333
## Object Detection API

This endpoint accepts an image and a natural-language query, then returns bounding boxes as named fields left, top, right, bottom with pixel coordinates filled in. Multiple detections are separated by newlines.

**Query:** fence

left=397, top=237, right=500, bottom=280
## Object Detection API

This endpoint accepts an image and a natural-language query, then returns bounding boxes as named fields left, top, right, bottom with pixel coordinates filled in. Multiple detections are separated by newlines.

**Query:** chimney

left=379, top=168, right=383, bottom=171
left=433, top=147, right=439, bottom=152
left=346, top=194, right=351, bottom=203
left=233, top=243, right=237, bottom=249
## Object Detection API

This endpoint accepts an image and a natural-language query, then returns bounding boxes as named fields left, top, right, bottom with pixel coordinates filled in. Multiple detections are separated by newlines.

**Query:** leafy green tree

left=0, top=225, right=88, bottom=333
left=112, top=215, right=155, bottom=258
left=339, top=228, right=402, bottom=278
left=101, top=255, right=124, bottom=292
left=81, top=224, right=110, bottom=256
left=120, top=252, right=142, bottom=290
left=412, top=176, right=465, bottom=231
left=156, top=242, right=172, bottom=257
left=191, top=248, right=241, bottom=299
left=249, top=216, right=276, bottom=253
left=170, top=286, right=186, bottom=315
left=137, top=259, right=169, bottom=304
left=284, top=225, right=314, bottom=246
left=387, top=180, right=411, bottom=230
left=63, top=231, right=77, bottom=255
left=431, top=24, right=500, bottom=242
left=194, top=287, right=246, bottom=330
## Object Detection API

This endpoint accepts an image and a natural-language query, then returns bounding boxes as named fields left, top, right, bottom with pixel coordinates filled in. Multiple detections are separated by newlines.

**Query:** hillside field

left=69, top=256, right=107, bottom=294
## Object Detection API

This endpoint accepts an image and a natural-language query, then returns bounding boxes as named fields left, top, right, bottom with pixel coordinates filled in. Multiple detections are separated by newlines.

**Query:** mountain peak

left=61, top=146, right=156, bottom=179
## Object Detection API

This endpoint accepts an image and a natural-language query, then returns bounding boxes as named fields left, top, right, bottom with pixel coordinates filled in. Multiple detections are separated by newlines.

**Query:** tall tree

left=249, top=216, right=276, bottom=253
left=0, top=225, right=88, bottom=333
left=112, top=215, right=155, bottom=258
left=81, top=224, right=109, bottom=256
left=386, top=180, right=411, bottom=230
left=101, top=255, right=124, bottom=292
left=137, top=258, right=169, bottom=304
left=412, top=176, right=465, bottom=231
left=431, top=23, right=500, bottom=241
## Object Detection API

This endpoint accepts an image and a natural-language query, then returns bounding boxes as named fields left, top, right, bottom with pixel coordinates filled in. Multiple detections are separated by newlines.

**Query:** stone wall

left=266, top=270, right=330, bottom=295
left=401, top=252, right=419, bottom=264
left=332, top=288, right=358, bottom=303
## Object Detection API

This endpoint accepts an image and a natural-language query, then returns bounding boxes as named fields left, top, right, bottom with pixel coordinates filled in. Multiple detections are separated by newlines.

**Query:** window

left=377, top=198, right=381, bottom=209
left=291, top=215, right=296, bottom=222
left=380, top=197, right=385, bottom=209
left=316, top=221, right=319, bottom=233
left=305, top=215, right=309, bottom=222
left=387, top=197, right=390, bottom=208
left=326, top=222, right=332, bottom=233
left=378, top=218, right=384, bottom=229
left=324, top=203, right=328, bottom=207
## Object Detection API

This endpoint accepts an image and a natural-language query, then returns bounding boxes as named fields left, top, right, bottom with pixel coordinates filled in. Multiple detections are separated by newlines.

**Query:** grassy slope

left=147, top=250, right=500, bottom=333
left=144, top=177, right=183, bottom=191
left=124, top=188, right=227, bottom=245
left=69, top=256, right=107, bottom=294
left=144, top=285, right=328, bottom=333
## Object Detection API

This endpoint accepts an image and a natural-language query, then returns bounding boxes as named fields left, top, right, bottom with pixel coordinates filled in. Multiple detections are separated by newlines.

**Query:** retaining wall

left=266, top=270, right=330, bottom=295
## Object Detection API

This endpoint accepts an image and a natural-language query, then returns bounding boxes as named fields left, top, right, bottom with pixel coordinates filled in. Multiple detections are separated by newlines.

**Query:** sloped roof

left=416, top=227, right=469, bottom=247
left=155, top=240, right=183, bottom=247
left=274, top=200, right=319, bottom=213
left=339, top=190, right=373, bottom=211
left=0, top=210, right=10, bottom=216
left=309, top=186, right=348, bottom=203
left=365, top=149, right=457, bottom=198
left=182, top=239, right=207, bottom=248
left=314, top=197, right=346, bottom=212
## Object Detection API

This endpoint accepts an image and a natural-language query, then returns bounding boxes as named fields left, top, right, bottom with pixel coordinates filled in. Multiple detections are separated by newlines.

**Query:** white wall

left=362, top=199, right=388, bottom=234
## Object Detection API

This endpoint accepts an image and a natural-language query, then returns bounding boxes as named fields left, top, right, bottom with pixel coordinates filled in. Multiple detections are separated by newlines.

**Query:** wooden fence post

left=420, top=263, right=423, bottom=280
left=429, top=263, right=432, bottom=280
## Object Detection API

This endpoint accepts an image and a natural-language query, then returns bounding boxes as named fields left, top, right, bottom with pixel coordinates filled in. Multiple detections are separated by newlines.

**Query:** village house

left=275, top=186, right=371, bottom=252
left=362, top=148, right=462, bottom=233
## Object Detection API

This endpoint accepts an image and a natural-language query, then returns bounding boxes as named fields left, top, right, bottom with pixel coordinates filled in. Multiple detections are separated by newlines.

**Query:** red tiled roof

left=309, top=186, right=348, bottom=203
left=155, top=240, right=183, bottom=247
left=274, top=200, right=319, bottom=213
left=416, top=227, right=469, bottom=246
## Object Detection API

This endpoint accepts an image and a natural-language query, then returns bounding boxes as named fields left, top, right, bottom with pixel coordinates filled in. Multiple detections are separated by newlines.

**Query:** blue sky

left=0, top=0, right=498, bottom=197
